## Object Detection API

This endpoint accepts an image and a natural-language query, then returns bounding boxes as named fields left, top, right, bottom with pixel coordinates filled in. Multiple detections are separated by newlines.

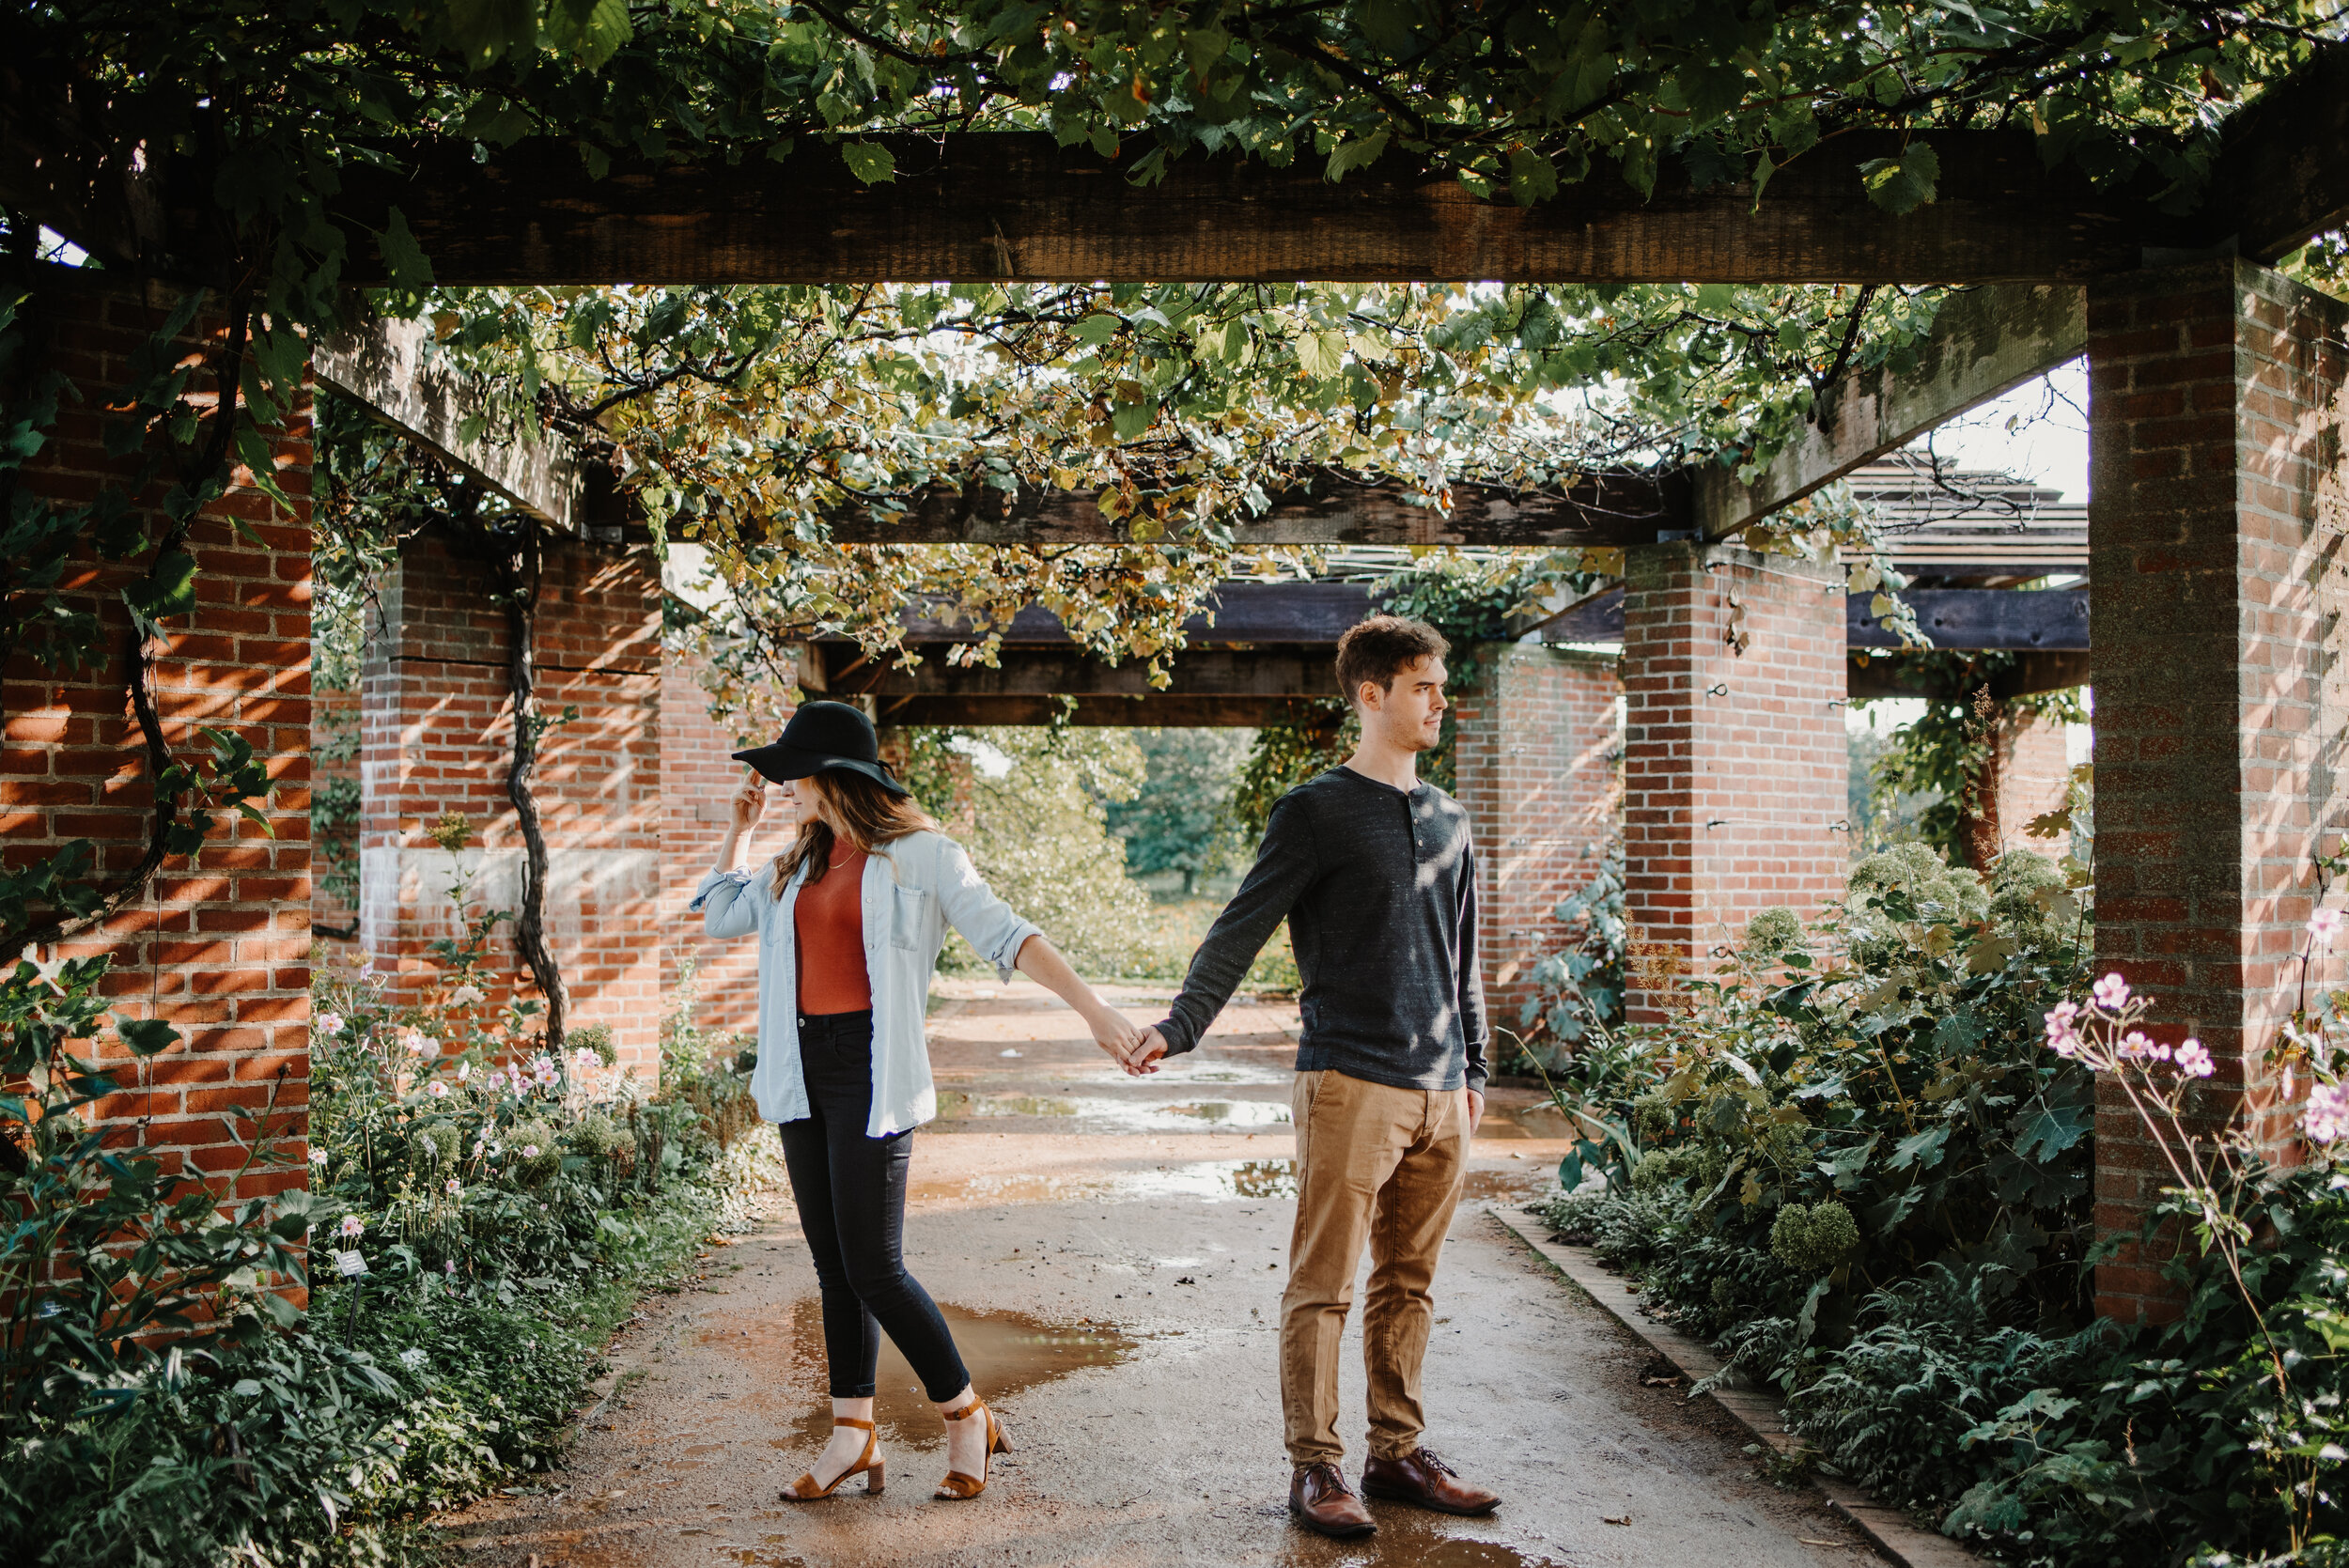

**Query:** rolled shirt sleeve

left=1154, top=793, right=1318, bottom=1057
left=936, top=842, right=1045, bottom=984
left=692, top=868, right=762, bottom=938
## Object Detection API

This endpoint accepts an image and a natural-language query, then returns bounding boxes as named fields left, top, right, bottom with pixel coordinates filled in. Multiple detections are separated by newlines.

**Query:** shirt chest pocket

left=888, top=883, right=934, bottom=952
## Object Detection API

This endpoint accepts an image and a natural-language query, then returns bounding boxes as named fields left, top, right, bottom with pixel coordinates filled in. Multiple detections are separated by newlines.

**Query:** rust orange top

left=794, top=846, right=872, bottom=1015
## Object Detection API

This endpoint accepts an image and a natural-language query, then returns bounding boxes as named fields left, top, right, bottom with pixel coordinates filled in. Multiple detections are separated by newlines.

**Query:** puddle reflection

left=696, top=1300, right=1137, bottom=1455
left=1282, top=1514, right=1567, bottom=1568
left=932, top=1090, right=1293, bottom=1133
left=907, top=1158, right=1550, bottom=1208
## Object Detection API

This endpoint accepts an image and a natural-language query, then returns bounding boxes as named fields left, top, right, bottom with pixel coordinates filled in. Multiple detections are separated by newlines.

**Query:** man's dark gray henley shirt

left=1153, top=766, right=1489, bottom=1094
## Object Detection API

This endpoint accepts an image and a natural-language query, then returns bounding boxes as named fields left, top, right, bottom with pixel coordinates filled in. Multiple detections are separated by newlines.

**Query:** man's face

left=1358, top=655, right=1448, bottom=753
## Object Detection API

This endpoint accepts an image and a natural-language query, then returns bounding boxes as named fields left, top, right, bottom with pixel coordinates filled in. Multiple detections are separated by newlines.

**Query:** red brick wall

left=1994, top=708, right=2074, bottom=862
left=4, top=275, right=313, bottom=1209
left=1452, top=644, right=1621, bottom=1048
left=659, top=649, right=776, bottom=1043
left=1620, top=545, right=1849, bottom=1021
left=358, top=527, right=663, bottom=1071
left=2087, top=259, right=2347, bottom=1323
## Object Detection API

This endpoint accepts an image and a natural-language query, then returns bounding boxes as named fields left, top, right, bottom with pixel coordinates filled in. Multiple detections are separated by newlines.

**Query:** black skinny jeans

left=777, top=1010, right=970, bottom=1403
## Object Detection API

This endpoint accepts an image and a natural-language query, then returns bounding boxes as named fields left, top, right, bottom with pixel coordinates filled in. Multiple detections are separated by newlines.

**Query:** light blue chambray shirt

left=690, top=830, right=1043, bottom=1138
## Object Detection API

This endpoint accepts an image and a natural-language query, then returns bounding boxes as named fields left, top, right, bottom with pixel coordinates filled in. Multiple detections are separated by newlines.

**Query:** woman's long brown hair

left=770, top=769, right=939, bottom=894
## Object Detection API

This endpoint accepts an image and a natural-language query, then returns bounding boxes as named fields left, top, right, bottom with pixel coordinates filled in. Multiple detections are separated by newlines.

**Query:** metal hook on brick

left=1705, top=682, right=1729, bottom=697
left=1829, top=818, right=1852, bottom=833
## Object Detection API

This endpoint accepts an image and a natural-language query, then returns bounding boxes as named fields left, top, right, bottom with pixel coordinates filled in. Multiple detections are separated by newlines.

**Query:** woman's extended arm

left=694, top=775, right=770, bottom=939
left=1012, top=934, right=1142, bottom=1066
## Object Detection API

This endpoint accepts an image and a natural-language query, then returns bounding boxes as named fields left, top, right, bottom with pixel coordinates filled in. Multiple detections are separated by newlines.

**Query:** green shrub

left=1744, top=906, right=1806, bottom=958
left=1768, top=1202, right=1860, bottom=1275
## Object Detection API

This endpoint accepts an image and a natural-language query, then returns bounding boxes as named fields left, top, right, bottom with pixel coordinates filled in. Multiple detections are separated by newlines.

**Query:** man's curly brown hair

left=1334, top=614, right=1450, bottom=707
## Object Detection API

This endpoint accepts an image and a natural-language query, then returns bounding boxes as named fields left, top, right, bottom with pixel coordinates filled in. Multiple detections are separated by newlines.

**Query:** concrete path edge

left=1488, top=1204, right=1984, bottom=1568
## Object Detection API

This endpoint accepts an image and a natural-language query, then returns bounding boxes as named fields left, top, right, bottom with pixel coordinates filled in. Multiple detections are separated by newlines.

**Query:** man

left=1125, top=614, right=1501, bottom=1538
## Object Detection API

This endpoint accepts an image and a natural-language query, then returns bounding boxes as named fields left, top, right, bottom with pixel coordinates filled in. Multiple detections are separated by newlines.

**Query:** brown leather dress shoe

left=1361, top=1448, right=1501, bottom=1515
left=1289, top=1462, right=1377, bottom=1537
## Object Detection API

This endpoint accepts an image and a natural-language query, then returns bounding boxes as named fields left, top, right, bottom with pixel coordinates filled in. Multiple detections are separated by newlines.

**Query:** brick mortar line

left=1486, top=1204, right=1982, bottom=1568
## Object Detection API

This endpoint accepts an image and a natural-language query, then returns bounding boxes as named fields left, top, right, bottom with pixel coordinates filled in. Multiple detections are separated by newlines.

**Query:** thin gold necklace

left=827, top=843, right=859, bottom=871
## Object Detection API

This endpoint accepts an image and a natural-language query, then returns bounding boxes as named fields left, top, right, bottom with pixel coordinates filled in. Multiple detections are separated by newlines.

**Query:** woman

left=692, top=701, right=1142, bottom=1504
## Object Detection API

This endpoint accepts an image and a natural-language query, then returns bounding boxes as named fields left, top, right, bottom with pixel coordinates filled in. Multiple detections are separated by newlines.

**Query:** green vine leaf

left=1859, top=143, right=1941, bottom=215
left=841, top=142, right=899, bottom=185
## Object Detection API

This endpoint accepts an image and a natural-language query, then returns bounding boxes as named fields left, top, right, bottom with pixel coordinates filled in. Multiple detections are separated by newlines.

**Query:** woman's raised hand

left=729, top=775, right=770, bottom=832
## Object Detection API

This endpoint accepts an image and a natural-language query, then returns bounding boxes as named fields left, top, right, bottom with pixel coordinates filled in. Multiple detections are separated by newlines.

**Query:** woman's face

left=779, top=776, right=832, bottom=833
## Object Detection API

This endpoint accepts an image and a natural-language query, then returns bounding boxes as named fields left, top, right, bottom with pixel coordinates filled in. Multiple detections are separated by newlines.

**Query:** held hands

left=1082, top=1003, right=1143, bottom=1069
left=1467, top=1088, right=1485, bottom=1137
left=1120, top=1025, right=1170, bottom=1078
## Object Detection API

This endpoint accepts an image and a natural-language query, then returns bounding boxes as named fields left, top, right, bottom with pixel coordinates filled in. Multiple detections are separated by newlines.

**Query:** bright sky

left=1908, top=357, right=2090, bottom=502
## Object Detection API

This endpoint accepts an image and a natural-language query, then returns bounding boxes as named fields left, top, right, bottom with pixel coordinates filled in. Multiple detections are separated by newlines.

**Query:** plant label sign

left=333, top=1249, right=369, bottom=1278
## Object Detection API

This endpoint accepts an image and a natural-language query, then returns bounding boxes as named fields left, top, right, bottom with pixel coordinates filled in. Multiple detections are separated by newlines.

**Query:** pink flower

left=338, top=1215, right=364, bottom=1239
left=426, top=1079, right=449, bottom=1099
left=2312, top=909, right=2343, bottom=946
left=401, top=1030, right=437, bottom=1059
left=2119, top=1031, right=2156, bottom=1062
left=521, top=1144, right=541, bottom=1159
left=448, top=984, right=486, bottom=1008
left=2174, top=1038, right=2215, bottom=1079
left=308, top=1147, right=329, bottom=1167
left=315, top=1011, right=344, bottom=1037
left=2043, top=1002, right=2081, bottom=1058
left=457, top=1062, right=472, bottom=1083
left=443, top=1178, right=461, bottom=1196
left=2092, top=972, right=2131, bottom=1011
left=531, top=1054, right=559, bottom=1087
left=444, top=1260, right=457, bottom=1275
left=2306, top=1081, right=2349, bottom=1143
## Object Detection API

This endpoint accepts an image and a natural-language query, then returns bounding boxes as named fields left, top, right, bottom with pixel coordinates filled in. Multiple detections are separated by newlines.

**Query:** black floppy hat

left=732, top=701, right=911, bottom=797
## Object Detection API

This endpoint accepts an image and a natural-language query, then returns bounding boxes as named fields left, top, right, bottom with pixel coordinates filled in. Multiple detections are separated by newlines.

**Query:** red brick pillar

left=1992, top=708, right=2077, bottom=862
left=359, top=527, right=663, bottom=1071
left=1620, top=544, right=1849, bottom=1021
left=4, top=275, right=313, bottom=1203
left=659, top=648, right=779, bottom=1042
left=1451, top=644, right=1622, bottom=1051
left=2086, top=259, right=2346, bottom=1324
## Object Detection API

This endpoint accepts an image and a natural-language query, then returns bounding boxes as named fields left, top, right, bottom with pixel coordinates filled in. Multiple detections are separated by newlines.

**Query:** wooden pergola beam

left=823, top=471, right=1680, bottom=547
left=820, top=644, right=1335, bottom=701
left=332, top=130, right=2190, bottom=287
left=1695, top=283, right=2087, bottom=539
left=1529, top=582, right=2089, bottom=651
left=875, top=693, right=1322, bottom=727
left=2213, top=43, right=2349, bottom=264
left=890, top=581, right=1375, bottom=645
left=314, top=314, right=589, bottom=531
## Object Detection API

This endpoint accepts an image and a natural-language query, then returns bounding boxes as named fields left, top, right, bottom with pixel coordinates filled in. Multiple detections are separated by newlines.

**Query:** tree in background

left=894, top=726, right=1154, bottom=975
left=1105, top=729, right=1254, bottom=895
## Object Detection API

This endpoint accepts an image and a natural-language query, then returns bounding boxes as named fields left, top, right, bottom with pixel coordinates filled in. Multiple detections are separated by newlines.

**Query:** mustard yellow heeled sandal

left=933, top=1398, right=1011, bottom=1500
left=780, top=1416, right=885, bottom=1500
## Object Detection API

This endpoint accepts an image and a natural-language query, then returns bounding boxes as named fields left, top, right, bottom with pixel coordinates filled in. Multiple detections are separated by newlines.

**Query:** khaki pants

left=1280, top=1068, right=1469, bottom=1467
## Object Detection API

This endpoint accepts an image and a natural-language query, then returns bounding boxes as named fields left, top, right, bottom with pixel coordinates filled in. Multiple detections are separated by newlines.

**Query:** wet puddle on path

left=693, top=1300, right=1138, bottom=1454
left=932, top=1090, right=1295, bottom=1132
left=910, top=1158, right=1553, bottom=1208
